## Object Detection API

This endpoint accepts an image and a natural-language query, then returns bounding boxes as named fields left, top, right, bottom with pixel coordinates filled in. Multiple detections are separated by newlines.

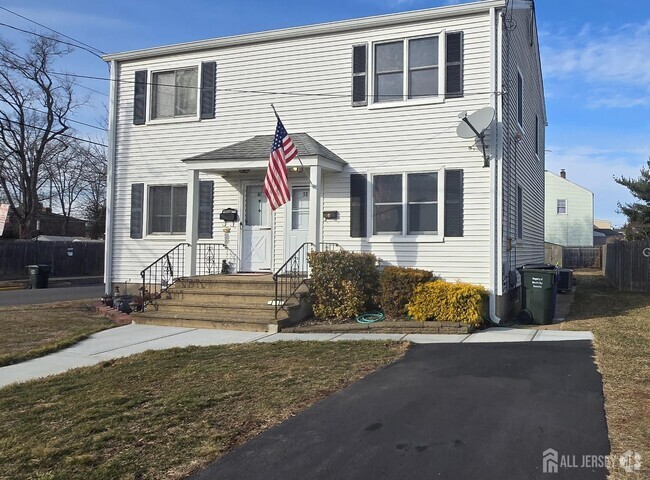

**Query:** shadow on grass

left=563, top=270, right=650, bottom=322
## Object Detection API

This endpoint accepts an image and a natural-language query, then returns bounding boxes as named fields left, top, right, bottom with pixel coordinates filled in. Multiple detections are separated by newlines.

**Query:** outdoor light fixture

left=289, top=166, right=303, bottom=173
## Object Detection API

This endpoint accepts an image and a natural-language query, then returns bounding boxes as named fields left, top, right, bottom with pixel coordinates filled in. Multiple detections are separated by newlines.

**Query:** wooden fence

left=562, top=247, right=602, bottom=269
left=0, top=240, right=104, bottom=280
left=603, top=240, right=650, bottom=292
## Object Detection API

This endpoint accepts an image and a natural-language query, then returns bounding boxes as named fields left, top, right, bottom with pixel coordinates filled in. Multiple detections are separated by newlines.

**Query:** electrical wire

left=0, top=118, right=107, bottom=147
left=0, top=6, right=106, bottom=55
left=0, top=22, right=103, bottom=59
left=20, top=105, right=107, bottom=131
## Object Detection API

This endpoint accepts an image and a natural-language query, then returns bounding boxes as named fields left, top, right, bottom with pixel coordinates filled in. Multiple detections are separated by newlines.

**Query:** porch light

left=289, top=166, right=303, bottom=173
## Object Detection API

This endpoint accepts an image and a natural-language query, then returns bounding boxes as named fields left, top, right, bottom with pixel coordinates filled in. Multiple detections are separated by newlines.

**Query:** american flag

left=264, top=117, right=298, bottom=211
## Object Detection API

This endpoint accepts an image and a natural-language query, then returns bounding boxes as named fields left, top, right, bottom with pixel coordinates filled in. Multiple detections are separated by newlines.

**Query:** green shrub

left=308, top=250, right=379, bottom=322
left=379, top=266, right=434, bottom=318
left=406, top=281, right=488, bottom=327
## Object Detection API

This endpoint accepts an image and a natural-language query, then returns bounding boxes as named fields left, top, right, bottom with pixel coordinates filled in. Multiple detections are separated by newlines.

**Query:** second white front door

left=241, top=184, right=272, bottom=272
left=285, top=186, right=310, bottom=258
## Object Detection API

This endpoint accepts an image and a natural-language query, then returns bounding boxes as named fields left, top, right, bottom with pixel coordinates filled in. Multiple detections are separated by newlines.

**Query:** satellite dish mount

left=456, top=107, right=495, bottom=167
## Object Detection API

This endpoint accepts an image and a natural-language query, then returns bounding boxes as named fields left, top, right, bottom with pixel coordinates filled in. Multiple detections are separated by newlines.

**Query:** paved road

left=191, top=341, right=609, bottom=480
left=0, top=284, right=105, bottom=306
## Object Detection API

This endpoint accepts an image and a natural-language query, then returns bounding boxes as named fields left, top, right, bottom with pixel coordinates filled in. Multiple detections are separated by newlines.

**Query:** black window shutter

left=444, top=170, right=463, bottom=237
left=351, top=45, right=367, bottom=107
left=445, top=32, right=463, bottom=98
left=200, top=62, right=216, bottom=119
left=133, top=70, right=147, bottom=125
left=350, top=174, right=367, bottom=237
left=198, top=180, right=214, bottom=238
left=130, top=183, right=144, bottom=238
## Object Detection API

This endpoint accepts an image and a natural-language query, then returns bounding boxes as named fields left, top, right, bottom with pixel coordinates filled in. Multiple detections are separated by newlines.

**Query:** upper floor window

left=374, top=36, right=439, bottom=103
left=151, top=68, right=198, bottom=119
left=557, top=199, right=567, bottom=215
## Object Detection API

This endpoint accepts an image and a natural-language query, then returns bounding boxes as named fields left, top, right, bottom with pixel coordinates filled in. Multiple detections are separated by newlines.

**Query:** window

left=373, top=172, right=438, bottom=235
left=517, top=186, right=523, bottom=239
left=557, top=199, right=567, bottom=215
left=375, top=36, right=439, bottom=103
left=151, top=68, right=198, bottom=119
left=149, top=185, right=187, bottom=234
left=517, top=71, right=523, bottom=128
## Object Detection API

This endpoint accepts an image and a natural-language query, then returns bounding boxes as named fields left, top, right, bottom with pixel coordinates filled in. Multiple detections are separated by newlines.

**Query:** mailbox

left=220, top=208, right=238, bottom=222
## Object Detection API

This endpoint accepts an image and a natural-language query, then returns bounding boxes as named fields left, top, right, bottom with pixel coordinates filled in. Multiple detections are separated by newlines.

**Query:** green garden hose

left=356, top=312, right=385, bottom=324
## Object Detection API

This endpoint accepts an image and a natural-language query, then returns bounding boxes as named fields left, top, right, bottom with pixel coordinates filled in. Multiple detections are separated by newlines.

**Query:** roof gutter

left=103, top=0, right=506, bottom=62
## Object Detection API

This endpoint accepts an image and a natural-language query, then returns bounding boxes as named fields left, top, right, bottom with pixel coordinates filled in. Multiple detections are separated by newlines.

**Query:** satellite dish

left=456, top=106, right=495, bottom=167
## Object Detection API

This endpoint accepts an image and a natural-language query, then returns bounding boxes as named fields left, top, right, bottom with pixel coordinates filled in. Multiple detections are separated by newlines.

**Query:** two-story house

left=103, top=0, right=546, bottom=328
left=545, top=169, right=594, bottom=247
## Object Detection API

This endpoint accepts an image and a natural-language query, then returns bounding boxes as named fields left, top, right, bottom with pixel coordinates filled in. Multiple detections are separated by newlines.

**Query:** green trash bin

left=27, top=264, right=51, bottom=289
left=517, top=264, right=559, bottom=325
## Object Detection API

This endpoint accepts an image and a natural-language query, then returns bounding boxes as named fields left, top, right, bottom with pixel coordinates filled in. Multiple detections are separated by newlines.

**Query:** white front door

left=241, top=184, right=272, bottom=272
left=285, top=186, right=310, bottom=258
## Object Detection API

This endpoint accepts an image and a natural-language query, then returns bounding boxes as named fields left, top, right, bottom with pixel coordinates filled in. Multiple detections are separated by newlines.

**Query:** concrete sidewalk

left=0, top=324, right=593, bottom=388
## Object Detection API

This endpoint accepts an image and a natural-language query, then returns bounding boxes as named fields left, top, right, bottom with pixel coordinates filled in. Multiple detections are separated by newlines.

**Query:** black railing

left=140, top=242, right=239, bottom=311
left=196, top=243, right=239, bottom=275
left=140, top=243, right=189, bottom=310
left=273, top=242, right=342, bottom=319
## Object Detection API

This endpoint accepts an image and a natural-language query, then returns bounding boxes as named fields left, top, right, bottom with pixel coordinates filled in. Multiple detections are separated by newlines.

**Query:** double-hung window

left=149, top=185, right=187, bottom=234
left=151, top=68, right=198, bottom=119
left=557, top=199, right=567, bottom=215
left=375, top=36, right=440, bottom=103
left=373, top=172, right=439, bottom=235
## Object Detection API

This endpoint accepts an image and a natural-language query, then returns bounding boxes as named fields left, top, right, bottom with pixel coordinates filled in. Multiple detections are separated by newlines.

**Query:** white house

left=545, top=169, right=594, bottom=247
left=103, top=0, right=546, bottom=326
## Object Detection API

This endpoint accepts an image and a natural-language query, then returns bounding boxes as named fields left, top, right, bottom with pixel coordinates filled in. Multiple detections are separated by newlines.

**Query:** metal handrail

left=272, top=242, right=343, bottom=319
left=139, top=242, right=239, bottom=311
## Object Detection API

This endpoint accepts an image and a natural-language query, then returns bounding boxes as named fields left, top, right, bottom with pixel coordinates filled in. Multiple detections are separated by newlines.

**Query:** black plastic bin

left=517, top=264, right=559, bottom=325
left=557, top=268, right=574, bottom=293
left=27, top=264, right=51, bottom=289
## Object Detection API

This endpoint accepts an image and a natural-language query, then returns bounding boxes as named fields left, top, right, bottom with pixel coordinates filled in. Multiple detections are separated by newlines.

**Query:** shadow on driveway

left=190, top=341, right=609, bottom=480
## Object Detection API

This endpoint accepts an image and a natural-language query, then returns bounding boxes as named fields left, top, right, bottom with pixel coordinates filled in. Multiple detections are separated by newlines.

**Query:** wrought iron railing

left=139, top=242, right=239, bottom=311
left=196, top=243, right=239, bottom=275
left=140, top=243, right=189, bottom=310
left=273, top=242, right=342, bottom=319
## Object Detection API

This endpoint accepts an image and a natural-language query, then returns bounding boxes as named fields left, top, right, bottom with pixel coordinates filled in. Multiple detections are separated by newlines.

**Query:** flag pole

left=271, top=104, right=315, bottom=188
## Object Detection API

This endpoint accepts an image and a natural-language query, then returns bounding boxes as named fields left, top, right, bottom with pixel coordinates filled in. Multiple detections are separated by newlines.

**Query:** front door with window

left=241, top=184, right=272, bottom=272
left=285, top=187, right=310, bottom=258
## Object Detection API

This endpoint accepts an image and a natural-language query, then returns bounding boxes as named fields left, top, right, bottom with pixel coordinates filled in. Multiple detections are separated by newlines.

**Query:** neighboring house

left=545, top=169, right=594, bottom=247
left=103, top=0, right=546, bottom=324
left=1, top=207, right=87, bottom=239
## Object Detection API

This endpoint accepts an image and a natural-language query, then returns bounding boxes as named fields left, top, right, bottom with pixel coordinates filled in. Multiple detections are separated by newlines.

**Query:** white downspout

left=489, top=6, right=503, bottom=324
left=104, top=59, right=119, bottom=295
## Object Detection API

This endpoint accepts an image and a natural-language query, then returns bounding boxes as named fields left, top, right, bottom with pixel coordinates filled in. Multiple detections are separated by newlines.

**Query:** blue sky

left=1, top=0, right=648, bottom=226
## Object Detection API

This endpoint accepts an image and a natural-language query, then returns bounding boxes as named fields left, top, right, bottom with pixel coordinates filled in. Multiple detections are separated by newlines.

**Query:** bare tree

left=78, top=140, right=107, bottom=239
left=0, top=35, right=83, bottom=238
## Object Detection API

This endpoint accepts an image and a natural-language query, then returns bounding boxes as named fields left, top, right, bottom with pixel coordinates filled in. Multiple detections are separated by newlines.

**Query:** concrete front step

left=165, top=288, right=277, bottom=303
left=133, top=311, right=291, bottom=332
left=149, top=300, right=298, bottom=319
left=175, top=275, right=276, bottom=291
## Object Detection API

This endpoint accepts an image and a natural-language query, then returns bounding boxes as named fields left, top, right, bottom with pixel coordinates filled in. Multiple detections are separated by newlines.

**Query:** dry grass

left=558, top=270, right=649, bottom=479
left=0, top=341, right=407, bottom=480
left=0, top=301, right=115, bottom=366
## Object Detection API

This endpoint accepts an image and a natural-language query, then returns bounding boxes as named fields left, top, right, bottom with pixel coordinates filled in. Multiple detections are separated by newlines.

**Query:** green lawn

left=558, top=270, right=649, bottom=479
left=0, top=301, right=115, bottom=367
left=0, top=341, right=407, bottom=480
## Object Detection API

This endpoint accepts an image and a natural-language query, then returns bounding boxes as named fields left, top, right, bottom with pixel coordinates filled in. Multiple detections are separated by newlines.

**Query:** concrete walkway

left=0, top=324, right=593, bottom=388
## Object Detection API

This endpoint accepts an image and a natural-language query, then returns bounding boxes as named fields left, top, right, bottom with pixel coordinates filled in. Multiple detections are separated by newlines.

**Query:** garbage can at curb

left=26, top=264, right=51, bottom=289
left=517, top=264, right=559, bottom=325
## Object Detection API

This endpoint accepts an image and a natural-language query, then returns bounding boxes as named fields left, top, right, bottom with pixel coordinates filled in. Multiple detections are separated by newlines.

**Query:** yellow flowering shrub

left=406, top=281, right=488, bottom=327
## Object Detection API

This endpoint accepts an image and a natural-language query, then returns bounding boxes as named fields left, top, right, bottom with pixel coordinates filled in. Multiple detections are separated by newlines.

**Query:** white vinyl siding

left=545, top=172, right=593, bottom=247
left=109, top=8, right=500, bottom=288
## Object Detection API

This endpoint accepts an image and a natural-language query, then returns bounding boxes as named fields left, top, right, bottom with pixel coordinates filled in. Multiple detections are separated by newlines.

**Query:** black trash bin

left=27, top=264, right=51, bottom=289
left=517, top=264, right=559, bottom=325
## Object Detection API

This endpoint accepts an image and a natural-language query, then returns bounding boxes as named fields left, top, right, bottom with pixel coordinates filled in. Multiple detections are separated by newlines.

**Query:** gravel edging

left=281, top=320, right=475, bottom=334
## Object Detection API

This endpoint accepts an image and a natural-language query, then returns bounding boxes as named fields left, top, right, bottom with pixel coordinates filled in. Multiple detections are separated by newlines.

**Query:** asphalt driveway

left=190, top=341, right=609, bottom=480
left=0, top=284, right=104, bottom=306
